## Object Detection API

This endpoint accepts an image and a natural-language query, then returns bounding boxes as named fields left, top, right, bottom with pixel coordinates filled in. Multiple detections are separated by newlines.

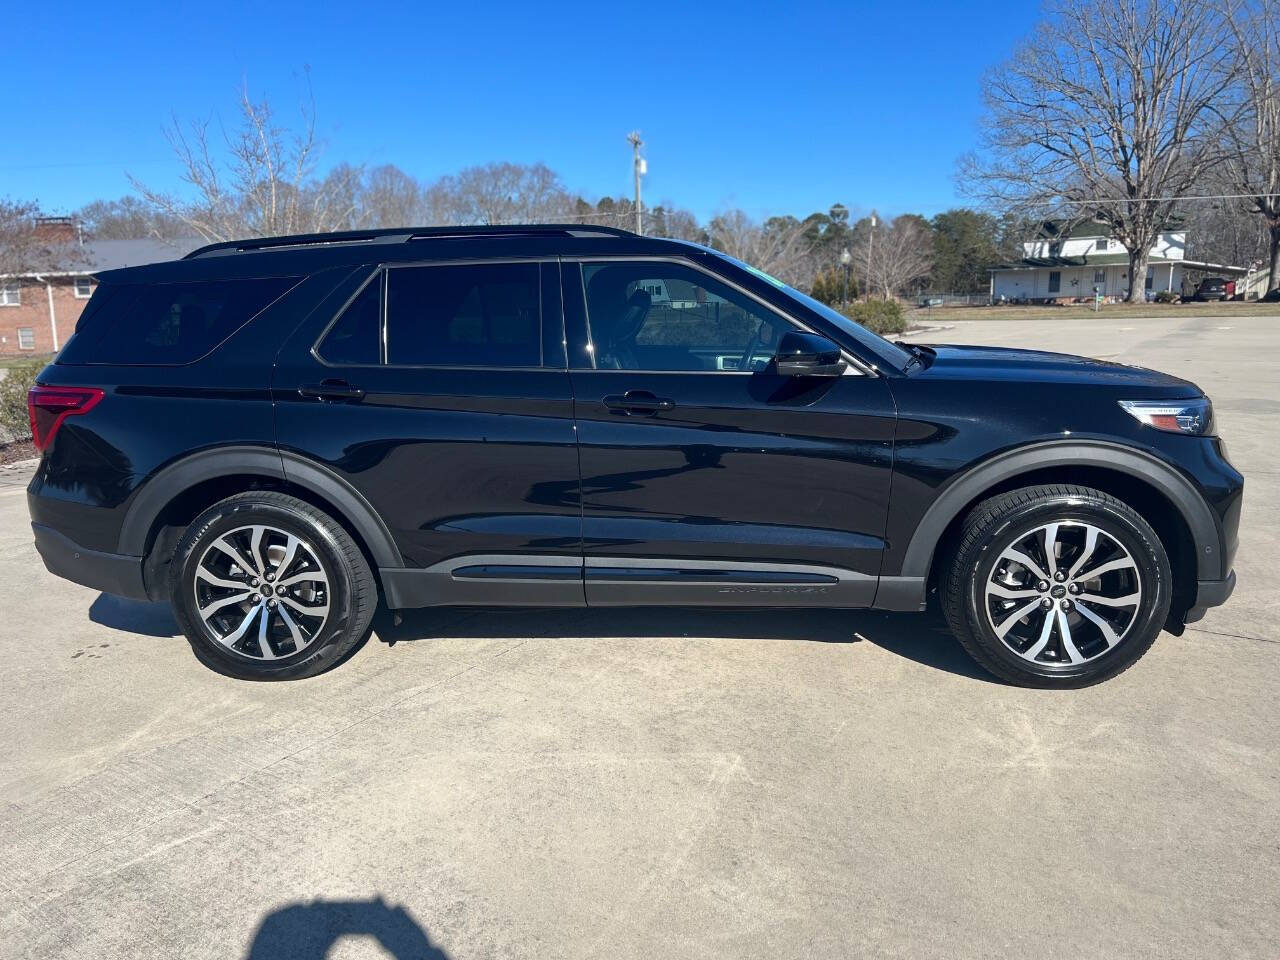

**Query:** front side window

left=385, top=262, right=540, bottom=367
left=17, top=327, right=34, bottom=349
left=0, top=282, right=19, bottom=306
left=581, top=261, right=794, bottom=371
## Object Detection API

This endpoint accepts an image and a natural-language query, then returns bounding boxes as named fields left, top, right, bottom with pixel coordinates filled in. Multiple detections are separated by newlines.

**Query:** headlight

left=1119, top=397, right=1214, bottom=436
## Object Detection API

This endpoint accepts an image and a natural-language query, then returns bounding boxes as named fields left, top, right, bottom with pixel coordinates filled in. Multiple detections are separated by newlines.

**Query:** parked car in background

left=1193, top=277, right=1229, bottom=301
left=26, top=226, right=1242, bottom=688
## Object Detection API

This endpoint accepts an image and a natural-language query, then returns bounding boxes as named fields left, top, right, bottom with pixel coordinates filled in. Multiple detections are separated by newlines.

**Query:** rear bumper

left=32, top=522, right=149, bottom=601
left=1184, top=570, right=1237, bottom=624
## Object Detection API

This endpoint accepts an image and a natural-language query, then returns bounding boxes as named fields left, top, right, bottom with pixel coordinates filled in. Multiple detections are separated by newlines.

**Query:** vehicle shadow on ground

left=244, top=897, right=447, bottom=959
left=87, top=592, right=998, bottom=684
left=375, top=605, right=999, bottom=684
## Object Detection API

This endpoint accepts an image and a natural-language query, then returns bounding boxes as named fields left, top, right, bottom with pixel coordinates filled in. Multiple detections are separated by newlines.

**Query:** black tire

left=169, top=492, right=377, bottom=680
left=941, top=484, right=1171, bottom=688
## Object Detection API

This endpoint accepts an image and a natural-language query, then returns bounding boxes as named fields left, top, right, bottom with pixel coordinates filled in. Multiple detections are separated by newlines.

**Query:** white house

left=991, top=220, right=1190, bottom=302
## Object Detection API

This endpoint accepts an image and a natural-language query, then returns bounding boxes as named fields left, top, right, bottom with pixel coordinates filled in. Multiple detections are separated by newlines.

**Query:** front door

left=274, top=259, right=583, bottom=607
left=563, top=258, right=897, bottom=607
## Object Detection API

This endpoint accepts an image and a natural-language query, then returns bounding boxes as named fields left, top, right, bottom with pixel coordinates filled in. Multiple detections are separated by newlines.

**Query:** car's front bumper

left=1184, top=570, right=1237, bottom=624
left=32, top=522, right=148, bottom=601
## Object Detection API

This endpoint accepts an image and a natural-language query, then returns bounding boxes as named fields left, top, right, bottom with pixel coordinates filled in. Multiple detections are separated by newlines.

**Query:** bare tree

left=424, top=162, right=574, bottom=225
left=851, top=214, right=934, bottom=299
left=130, top=77, right=362, bottom=241
left=707, top=209, right=813, bottom=287
left=1223, top=0, right=1280, bottom=292
left=963, top=0, right=1238, bottom=301
left=0, top=200, right=82, bottom=276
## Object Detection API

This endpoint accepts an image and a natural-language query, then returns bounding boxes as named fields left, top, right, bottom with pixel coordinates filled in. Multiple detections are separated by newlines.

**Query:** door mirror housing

left=772, top=331, right=847, bottom=377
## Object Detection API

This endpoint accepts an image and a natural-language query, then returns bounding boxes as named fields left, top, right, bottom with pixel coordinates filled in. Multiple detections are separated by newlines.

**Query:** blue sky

left=1, top=0, right=1042, bottom=224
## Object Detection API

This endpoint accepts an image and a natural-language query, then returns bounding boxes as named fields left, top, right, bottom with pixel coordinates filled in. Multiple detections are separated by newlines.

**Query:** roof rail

left=183, top=224, right=635, bottom=259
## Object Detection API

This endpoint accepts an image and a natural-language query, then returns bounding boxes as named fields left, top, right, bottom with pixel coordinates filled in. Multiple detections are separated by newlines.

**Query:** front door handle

left=299, top=379, right=365, bottom=402
left=603, top=390, right=675, bottom=416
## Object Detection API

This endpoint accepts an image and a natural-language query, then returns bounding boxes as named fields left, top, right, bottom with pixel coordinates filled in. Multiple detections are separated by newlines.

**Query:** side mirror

left=772, top=331, right=847, bottom=377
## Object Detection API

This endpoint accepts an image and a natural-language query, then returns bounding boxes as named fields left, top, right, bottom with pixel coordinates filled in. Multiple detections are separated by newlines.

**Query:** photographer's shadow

left=246, top=897, right=447, bottom=959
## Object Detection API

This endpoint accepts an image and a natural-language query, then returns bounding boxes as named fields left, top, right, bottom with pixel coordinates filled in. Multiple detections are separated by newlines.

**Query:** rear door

left=273, top=258, right=583, bottom=606
left=563, top=257, right=897, bottom=607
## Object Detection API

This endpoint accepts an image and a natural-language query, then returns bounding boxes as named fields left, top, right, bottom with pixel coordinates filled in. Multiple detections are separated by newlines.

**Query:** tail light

left=27, top=385, right=105, bottom=451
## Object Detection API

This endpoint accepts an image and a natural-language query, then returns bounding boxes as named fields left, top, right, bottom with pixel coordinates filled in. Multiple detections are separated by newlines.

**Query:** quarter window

left=0, top=282, right=19, bottom=306
left=385, top=262, right=540, bottom=367
left=318, top=278, right=381, bottom=365
left=580, top=261, right=794, bottom=371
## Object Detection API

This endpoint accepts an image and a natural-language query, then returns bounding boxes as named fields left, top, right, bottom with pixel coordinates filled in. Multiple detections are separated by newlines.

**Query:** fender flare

left=118, top=445, right=402, bottom=568
left=898, top=439, right=1224, bottom=582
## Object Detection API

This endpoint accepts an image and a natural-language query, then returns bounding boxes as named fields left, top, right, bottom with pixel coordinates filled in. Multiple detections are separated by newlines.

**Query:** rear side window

left=385, top=262, right=540, bottom=367
left=317, top=278, right=381, bottom=365
left=59, top=277, right=298, bottom=365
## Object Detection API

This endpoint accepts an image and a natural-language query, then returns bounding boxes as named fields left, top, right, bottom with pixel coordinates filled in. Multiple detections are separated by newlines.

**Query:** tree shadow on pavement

left=374, top=605, right=999, bottom=684
left=245, top=897, right=448, bottom=959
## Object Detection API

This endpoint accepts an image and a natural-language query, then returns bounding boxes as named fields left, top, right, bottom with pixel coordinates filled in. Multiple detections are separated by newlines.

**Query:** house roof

left=1035, top=216, right=1187, bottom=240
left=5, top=236, right=203, bottom=277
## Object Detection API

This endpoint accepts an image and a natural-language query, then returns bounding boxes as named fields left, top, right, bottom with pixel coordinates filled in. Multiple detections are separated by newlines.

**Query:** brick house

left=1, top=221, right=199, bottom=357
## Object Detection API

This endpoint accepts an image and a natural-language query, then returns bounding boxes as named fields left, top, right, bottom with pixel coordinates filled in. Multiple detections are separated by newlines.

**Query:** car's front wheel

left=942, top=484, right=1171, bottom=688
left=169, top=492, right=376, bottom=680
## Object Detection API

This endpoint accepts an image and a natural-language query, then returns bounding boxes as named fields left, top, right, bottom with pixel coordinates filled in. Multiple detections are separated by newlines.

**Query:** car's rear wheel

left=169, top=492, right=376, bottom=680
left=941, top=484, right=1171, bottom=688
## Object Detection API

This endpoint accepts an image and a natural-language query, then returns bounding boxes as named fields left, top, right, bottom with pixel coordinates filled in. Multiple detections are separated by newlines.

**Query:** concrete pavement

left=0, top=313, right=1276, bottom=959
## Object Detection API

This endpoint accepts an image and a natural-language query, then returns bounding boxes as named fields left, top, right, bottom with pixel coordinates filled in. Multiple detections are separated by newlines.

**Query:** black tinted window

left=60, top=277, right=297, bottom=365
left=582, top=261, right=792, bottom=371
left=318, top=278, right=381, bottom=365
left=386, top=263, right=540, bottom=367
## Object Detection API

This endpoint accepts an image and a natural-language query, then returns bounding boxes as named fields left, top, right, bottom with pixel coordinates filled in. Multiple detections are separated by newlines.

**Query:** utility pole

left=866, top=213, right=877, bottom=300
left=627, top=131, right=646, bottom=235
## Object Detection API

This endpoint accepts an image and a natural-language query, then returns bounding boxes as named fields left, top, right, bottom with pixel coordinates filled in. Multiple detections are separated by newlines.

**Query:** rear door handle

left=603, top=390, right=675, bottom=415
left=299, top=379, right=365, bottom=402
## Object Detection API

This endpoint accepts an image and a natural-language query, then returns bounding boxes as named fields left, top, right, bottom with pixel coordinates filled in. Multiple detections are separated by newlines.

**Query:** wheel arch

left=119, top=446, right=402, bottom=598
left=902, top=441, right=1221, bottom=614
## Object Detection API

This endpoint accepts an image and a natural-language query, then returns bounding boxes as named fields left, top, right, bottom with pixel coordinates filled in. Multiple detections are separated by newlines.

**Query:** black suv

left=27, top=226, right=1241, bottom=686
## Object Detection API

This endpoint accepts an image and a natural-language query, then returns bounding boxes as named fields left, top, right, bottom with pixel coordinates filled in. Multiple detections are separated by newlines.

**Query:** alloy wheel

left=192, top=524, right=331, bottom=661
left=983, top=520, right=1142, bottom=665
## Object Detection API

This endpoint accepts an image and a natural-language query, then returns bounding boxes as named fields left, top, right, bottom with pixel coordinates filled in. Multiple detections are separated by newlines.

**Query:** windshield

left=709, top=252, right=916, bottom=371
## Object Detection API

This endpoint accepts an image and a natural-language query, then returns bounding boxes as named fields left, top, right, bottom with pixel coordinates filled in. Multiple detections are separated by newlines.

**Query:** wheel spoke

left=280, top=595, right=329, bottom=620
left=277, top=604, right=306, bottom=648
left=999, top=548, right=1050, bottom=583
left=1021, top=604, right=1057, bottom=660
left=1074, top=601, right=1122, bottom=649
left=217, top=603, right=263, bottom=649
left=1077, top=556, right=1136, bottom=580
left=248, top=526, right=268, bottom=578
left=257, top=605, right=276, bottom=660
left=277, top=570, right=326, bottom=587
left=210, top=537, right=258, bottom=576
left=197, top=591, right=253, bottom=621
left=1057, top=607, right=1085, bottom=663
left=1076, top=592, right=1140, bottom=608
left=1042, top=523, right=1061, bottom=578
left=993, top=598, right=1043, bottom=639
left=1068, top=526, right=1100, bottom=579
left=275, top=534, right=300, bottom=580
left=987, top=583, right=1042, bottom=601
left=196, top=567, right=249, bottom=591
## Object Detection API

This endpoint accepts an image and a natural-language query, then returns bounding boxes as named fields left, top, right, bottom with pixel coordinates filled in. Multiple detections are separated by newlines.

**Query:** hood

left=914, top=343, right=1201, bottom=395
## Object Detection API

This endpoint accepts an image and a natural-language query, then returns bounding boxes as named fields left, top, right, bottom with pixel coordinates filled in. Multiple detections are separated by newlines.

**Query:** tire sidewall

left=962, top=494, right=1171, bottom=685
left=170, top=498, right=359, bottom=681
